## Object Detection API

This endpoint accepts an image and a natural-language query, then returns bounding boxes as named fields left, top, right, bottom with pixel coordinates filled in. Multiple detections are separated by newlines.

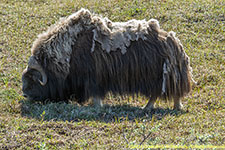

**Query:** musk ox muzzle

left=22, top=8, right=195, bottom=110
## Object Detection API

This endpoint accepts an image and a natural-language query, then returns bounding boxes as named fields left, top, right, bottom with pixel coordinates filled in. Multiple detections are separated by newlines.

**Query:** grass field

left=0, top=0, right=225, bottom=149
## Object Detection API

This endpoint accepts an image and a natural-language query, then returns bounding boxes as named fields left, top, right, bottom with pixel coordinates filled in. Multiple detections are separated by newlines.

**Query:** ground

left=0, top=0, right=225, bottom=149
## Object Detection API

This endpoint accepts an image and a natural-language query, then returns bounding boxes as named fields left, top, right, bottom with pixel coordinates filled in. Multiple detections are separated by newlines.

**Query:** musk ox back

left=22, top=8, right=195, bottom=110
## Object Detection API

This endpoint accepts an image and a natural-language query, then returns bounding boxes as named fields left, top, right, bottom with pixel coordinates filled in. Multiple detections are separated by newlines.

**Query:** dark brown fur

left=22, top=8, right=193, bottom=105
left=22, top=27, right=191, bottom=103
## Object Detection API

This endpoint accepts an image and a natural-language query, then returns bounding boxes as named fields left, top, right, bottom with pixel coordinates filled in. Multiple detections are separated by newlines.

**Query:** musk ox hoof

left=143, top=97, right=156, bottom=112
left=143, top=104, right=155, bottom=112
left=173, top=103, right=183, bottom=111
left=173, top=97, right=183, bottom=111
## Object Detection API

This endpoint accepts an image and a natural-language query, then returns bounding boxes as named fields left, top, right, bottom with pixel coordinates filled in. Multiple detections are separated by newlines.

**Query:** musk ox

left=22, top=8, right=195, bottom=110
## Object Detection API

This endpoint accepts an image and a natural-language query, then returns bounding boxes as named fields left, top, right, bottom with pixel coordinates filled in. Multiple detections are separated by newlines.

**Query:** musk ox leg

left=143, top=96, right=157, bottom=111
left=92, top=97, right=103, bottom=107
left=173, top=97, right=183, bottom=110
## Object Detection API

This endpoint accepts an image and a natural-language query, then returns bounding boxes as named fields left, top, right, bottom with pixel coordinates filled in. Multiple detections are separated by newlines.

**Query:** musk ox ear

left=27, top=56, right=47, bottom=86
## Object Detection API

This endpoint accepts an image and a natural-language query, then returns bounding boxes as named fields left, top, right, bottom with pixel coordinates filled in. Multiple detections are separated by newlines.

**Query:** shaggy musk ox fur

left=22, top=8, right=195, bottom=110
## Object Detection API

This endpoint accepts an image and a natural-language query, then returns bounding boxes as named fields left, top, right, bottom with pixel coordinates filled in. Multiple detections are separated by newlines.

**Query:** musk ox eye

left=26, top=74, right=32, bottom=79
left=32, top=75, right=39, bottom=82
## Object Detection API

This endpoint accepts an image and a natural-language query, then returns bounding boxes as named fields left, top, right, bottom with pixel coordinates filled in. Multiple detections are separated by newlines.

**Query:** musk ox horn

left=28, top=56, right=47, bottom=86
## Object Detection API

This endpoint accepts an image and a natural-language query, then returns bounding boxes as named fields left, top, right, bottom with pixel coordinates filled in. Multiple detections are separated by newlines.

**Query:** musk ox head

left=22, top=56, right=49, bottom=101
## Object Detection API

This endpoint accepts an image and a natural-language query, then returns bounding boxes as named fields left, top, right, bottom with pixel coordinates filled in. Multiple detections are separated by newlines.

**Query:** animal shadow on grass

left=20, top=100, right=187, bottom=122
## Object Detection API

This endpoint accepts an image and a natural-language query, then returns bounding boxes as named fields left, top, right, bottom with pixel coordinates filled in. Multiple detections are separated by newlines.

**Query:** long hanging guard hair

left=29, top=8, right=195, bottom=102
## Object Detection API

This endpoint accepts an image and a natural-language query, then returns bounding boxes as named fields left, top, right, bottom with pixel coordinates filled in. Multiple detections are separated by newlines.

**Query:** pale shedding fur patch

left=91, top=18, right=158, bottom=54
